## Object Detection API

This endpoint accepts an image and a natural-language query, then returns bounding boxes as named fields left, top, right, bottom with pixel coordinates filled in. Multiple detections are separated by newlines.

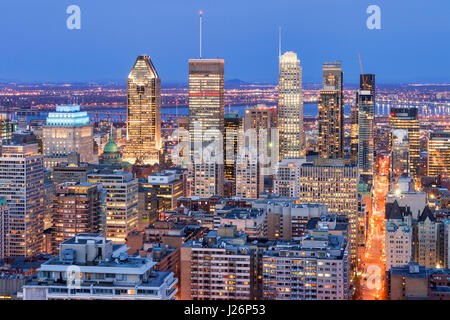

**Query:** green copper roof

left=103, top=134, right=119, bottom=154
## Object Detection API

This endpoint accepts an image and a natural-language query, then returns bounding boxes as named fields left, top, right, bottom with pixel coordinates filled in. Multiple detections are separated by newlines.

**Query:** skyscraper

left=43, top=105, right=95, bottom=169
left=318, top=62, right=344, bottom=159
left=389, top=107, right=420, bottom=179
left=224, top=113, right=242, bottom=182
left=0, top=143, right=44, bottom=257
left=278, top=51, right=304, bottom=159
left=188, top=59, right=225, bottom=197
left=356, top=74, right=375, bottom=181
left=236, top=105, right=278, bottom=199
left=51, top=182, right=103, bottom=253
left=87, top=170, right=138, bottom=243
left=123, top=55, right=161, bottom=165
left=427, top=131, right=450, bottom=178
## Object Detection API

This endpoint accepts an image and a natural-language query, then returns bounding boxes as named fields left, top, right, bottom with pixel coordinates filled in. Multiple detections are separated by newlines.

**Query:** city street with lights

left=356, top=158, right=389, bottom=300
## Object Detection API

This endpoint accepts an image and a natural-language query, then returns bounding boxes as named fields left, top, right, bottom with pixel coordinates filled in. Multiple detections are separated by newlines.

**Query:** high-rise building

left=180, top=229, right=254, bottom=300
left=296, top=159, right=359, bottom=266
left=318, top=62, right=344, bottom=159
left=415, top=207, right=442, bottom=269
left=20, top=234, right=177, bottom=300
left=43, top=105, right=96, bottom=169
left=141, top=170, right=184, bottom=215
left=0, top=197, right=9, bottom=259
left=262, top=231, right=350, bottom=300
left=0, top=113, right=14, bottom=143
left=356, top=74, right=375, bottom=181
left=123, top=55, right=161, bottom=165
left=0, top=143, right=44, bottom=257
left=389, top=107, right=420, bottom=178
left=224, top=113, right=242, bottom=182
left=390, top=129, right=411, bottom=180
left=51, top=182, right=103, bottom=254
left=278, top=51, right=304, bottom=159
left=188, top=59, right=225, bottom=197
left=87, top=170, right=138, bottom=243
left=236, top=105, right=278, bottom=199
left=52, top=152, right=94, bottom=185
left=427, top=131, right=450, bottom=178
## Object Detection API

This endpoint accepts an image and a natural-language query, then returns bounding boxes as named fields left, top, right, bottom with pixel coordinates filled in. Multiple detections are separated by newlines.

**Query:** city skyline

left=0, top=1, right=449, bottom=84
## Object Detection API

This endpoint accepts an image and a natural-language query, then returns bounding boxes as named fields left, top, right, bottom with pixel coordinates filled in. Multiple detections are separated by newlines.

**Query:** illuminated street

left=356, top=157, right=389, bottom=300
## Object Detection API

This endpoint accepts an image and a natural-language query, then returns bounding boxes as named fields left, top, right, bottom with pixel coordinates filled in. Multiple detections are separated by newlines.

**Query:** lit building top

left=46, top=105, right=90, bottom=127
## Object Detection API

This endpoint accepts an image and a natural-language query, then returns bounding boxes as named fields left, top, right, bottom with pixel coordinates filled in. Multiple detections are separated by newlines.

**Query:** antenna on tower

left=278, top=26, right=282, bottom=59
left=358, top=52, right=367, bottom=88
left=199, top=10, right=203, bottom=59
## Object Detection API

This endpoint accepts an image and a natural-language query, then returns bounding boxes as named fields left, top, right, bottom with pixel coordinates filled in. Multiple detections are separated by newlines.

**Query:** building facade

left=123, top=55, right=161, bottom=165
left=278, top=51, right=304, bottom=159
left=43, top=105, right=95, bottom=169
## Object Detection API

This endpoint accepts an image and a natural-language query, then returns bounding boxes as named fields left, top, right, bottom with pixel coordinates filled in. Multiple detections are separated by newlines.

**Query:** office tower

left=180, top=229, right=254, bottom=300
left=188, top=59, right=225, bottom=197
left=356, top=74, right=375, bottom=181
left=389, top=107, right=420, bottom=179
left=236, top=105, right=278, bottom=199
left=43, top=105, right=96, bottom=169
left=278, top=51, right=304, bottom=159
left=390, top=129, right=410, bottom=180
left=123, top=55, right=161, bottom=165
left=0, top=113, right=14, bottom=143
left=137, top=185, right=158, bottom=230
left=252, top=199, right=327, bottom=240
left=224, top=113, right=242, bottom=181
left=0, top=197, right=8, bottom=259
left=141, top=170, right=184, bottom=215
left=262, top=231, right=350, bottom=300
left=318, top=62, right=344, bottom=159
left=20, top=234, right=177, bottom=300
left=51, top=182, right=103, bottom=253
left=87, top=170, right=138, bottom=243
left=52, top=153, right=94, bottom=185
left=385, top=201, right=413, bottom=271
left=427, top=131, right=450, bottom=177
left=273, top=158, right=306, bottom=197
left=0, top=143, right=44, bottom=257
left=350, top=105, right=359, bottom=165
left=296, top=159, right=359, bottom=266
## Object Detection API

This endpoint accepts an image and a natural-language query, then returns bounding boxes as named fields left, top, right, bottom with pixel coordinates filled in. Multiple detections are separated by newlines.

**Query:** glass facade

left=278, top=51, right=304, bottom=159
left=124, top=55, right=161, bottom=165
left=318, top=62, right=344, bottom=159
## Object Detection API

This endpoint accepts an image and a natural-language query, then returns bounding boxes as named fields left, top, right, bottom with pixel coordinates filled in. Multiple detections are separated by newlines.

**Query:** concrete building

left=51, top=182, right=104, bottom=254
left=52, top=152, right=94, bottom=185
left=180, top=229, right=254, bottom=300
left=43, top=105, right=96, bottom=169
left=214, top=208, right=266, bottom=238
left=252, top=199, right=327, bottom=240
left=0, top=143, right=44, bottom=257
left=20, top=234, right=177, bottom=300
left=141, top=170, right=184, bottom=215
left=385, top=201, right=413, bottom=271
left=0, top=198, right=8, bottom=259
left=275, top=159, right=359, bottom=265
left=262, top=231, right=350, bottom=300
left=416, top=207, right=442, bottom=268
left=87, top=170, right=138, bottom=243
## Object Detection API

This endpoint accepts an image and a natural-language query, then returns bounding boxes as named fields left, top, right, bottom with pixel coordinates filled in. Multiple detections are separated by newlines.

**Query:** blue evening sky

left=0, top=0, right=448, bottom=84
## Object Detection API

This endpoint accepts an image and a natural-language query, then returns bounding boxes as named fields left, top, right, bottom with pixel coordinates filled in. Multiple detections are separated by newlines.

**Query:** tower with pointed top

left=123, top=55, right=161, bottom=165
